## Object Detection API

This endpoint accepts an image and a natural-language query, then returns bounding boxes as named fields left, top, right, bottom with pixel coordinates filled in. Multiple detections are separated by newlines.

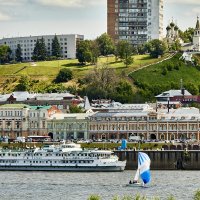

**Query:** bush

left=161, top=67, right=168, bottom=76
left=55, top=68, right=73, bottom=83
left=194, top=189, right=200, bottom=200
left=174, top=64, right=179, bottom=70
left=88, top=195, right=101, bottom=200
left=167, top=64, right=173, bottom=71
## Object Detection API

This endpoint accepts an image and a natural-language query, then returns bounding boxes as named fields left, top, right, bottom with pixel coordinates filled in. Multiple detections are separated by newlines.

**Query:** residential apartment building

left=0, top=34, right=84, bottom=61
left=107, top=0, right=164, bottom=45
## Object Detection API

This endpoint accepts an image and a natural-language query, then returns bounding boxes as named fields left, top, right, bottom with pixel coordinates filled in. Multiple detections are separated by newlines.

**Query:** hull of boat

left=126, top=183, right=143, bottom=187
left=0, top=165, right=125, bottom=172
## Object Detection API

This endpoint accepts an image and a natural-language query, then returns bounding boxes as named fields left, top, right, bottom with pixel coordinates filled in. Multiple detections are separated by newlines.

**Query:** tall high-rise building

left=107, top=0, right=164, bottom=46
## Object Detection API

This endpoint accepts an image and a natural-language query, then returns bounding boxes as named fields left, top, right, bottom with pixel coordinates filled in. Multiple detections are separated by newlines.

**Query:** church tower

left=193, top=16, right=200, bottom=51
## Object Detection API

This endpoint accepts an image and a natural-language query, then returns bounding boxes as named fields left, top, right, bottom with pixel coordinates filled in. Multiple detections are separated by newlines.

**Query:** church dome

left=170, top=22, right=175, bottom=27
left=166, top=26, right=171, bottom=31
left=174, top=25, right=179, bottom=31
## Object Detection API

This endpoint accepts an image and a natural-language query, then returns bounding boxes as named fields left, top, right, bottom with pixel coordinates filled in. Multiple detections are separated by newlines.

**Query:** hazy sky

left=0, top=0, right=199, bottom=39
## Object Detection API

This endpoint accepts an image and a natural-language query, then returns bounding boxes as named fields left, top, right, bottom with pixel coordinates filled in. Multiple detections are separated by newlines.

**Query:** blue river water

left=0, top=170, right=199, bottom=200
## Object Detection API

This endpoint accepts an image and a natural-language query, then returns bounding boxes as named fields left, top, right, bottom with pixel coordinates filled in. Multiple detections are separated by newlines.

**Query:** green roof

left=0, top=104, right=30, bottom=108
left=30, top=105, right=52, bottom=110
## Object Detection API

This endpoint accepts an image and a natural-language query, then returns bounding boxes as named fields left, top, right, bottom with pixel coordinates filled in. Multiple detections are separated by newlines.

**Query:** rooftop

left=156, top=90, right=192, bottom=98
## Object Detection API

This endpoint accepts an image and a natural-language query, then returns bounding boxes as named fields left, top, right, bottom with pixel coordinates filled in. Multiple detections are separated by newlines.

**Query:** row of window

left=3, top=38, right=68, bottom=44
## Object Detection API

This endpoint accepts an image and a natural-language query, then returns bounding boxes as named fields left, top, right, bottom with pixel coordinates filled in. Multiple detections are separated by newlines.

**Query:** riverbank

left=115, top=150, right=200, bottom=170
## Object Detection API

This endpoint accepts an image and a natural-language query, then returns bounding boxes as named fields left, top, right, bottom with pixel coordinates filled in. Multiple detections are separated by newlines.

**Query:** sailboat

left=127, top=152, right=151, bottom=187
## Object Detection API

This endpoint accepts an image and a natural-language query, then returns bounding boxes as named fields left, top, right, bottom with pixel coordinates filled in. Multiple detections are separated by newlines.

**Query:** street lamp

left=167, top=95, right=170, bottom=113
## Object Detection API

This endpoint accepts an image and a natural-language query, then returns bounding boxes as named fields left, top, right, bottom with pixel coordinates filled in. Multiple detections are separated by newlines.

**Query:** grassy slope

left=0, top=54, right=170, bottom=93
left=129, top=53, right=200, bottom=86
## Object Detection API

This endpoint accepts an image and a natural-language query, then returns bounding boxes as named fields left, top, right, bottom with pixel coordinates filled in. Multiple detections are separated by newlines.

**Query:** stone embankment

left=115, top=144, right=200, bottom=170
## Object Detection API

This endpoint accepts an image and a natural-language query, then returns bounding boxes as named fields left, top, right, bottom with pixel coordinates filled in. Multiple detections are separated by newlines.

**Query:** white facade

left=193, top=17, right=200, bottom=51
left=0, top=34, right=84, bottom=61
left=148, top=0, right=164, bottom=41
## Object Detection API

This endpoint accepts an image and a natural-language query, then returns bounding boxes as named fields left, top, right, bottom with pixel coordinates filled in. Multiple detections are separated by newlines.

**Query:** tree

left=15, top=75, right=30, bottom=91
left=15, top=44, right=22, bottom=62
left=76, top=40, right=94, bottom=65
left=55, top=68, right=73, bottom=83
left=32, top=39, right=40, bottom=61
left=179, top=28, right=194, bottom=43
left=115, top=40, right=134, bottom=67
left=52, top=35, right=61, bottom=58
left=145, top=39, right=167, bottom=58
left=96, top=33, right=115, bottom=56
left=69, top=105, right=84, bottom=113
left=0, top=45, right=12, bottom=64
left=32, top=37, right=47, bottom=61
left=185, top=82, right=199, bottom=95
left=170, top=39, right=181, bottom=51
left=45, top=83, right=66, bottom=93
left=161, top=67, right=168, bottom=76
left=39, top=37, right=47, bottom=61
left=112, top=81, right=134, bottom=103
left=90, top=40, right=100, bottom=64
left=81, top=65, right=119, bottom=99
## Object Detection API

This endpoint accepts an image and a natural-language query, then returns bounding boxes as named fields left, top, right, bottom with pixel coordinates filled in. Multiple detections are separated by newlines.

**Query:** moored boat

left=0, top=143, right=126, bottom=172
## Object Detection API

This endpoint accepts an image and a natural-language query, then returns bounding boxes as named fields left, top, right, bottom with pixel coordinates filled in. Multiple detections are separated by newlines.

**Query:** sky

left=0, top=0, right=200, bottom=39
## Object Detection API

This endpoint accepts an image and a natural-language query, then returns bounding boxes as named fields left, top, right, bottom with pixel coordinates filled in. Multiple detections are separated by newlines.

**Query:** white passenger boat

left=0, top=143, right=126, bottom=172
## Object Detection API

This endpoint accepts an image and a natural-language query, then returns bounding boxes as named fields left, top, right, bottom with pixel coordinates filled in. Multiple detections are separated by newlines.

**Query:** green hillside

left=0, top=54, right=169, bottom=93
left=129, top=53, right=200, bottom=102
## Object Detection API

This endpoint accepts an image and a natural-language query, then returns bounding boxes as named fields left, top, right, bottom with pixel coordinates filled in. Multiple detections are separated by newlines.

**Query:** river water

left=0, top=170, right=199, bottom=200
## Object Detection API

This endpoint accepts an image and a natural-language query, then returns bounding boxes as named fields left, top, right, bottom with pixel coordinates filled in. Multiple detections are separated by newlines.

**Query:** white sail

left=138, top=152, right=151, bottom=184
left=133, top=169, right=140, bottom=181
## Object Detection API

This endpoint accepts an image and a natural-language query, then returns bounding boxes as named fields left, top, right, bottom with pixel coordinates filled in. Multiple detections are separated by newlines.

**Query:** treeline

left=0, top=35, right=62, bottom=64
left=76, top=33, right=168, bottom=66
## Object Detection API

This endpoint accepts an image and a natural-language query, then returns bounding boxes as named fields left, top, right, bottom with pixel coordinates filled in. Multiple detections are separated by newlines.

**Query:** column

left=74, top=131, right=77, bottom=139
left=84, top=131, right=88, bottom=140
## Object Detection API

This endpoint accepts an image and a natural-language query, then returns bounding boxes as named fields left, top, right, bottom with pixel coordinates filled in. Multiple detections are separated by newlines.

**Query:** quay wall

left=114, top=150, right=200, bottom=170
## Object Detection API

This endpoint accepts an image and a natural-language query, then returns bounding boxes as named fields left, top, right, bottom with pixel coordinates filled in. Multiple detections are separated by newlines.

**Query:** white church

left=181, top=17, right=200, bottom=52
